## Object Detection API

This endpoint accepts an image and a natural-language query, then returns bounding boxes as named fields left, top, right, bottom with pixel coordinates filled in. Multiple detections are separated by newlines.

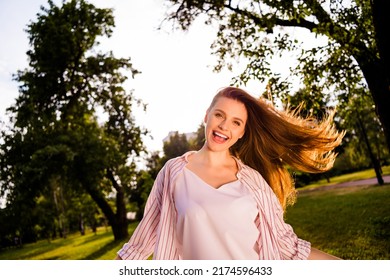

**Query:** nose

left=218, top=120, right=228, bottom=130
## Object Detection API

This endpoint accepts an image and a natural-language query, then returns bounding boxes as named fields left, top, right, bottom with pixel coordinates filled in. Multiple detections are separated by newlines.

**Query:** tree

left=161, top=131, right=190, bottom=164
left=189, top=123, right=206, bottom=151
left=164, top=0, right=390, bottom=153
left=0, top=0, right=146, bottom=241
left=131, top=170, right=155, bottom=221
left=337, top=87, right=387, bottom=184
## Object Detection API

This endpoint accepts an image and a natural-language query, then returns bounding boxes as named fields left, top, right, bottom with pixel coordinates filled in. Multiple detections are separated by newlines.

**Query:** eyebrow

left=214, top=109, right=245, bottom=123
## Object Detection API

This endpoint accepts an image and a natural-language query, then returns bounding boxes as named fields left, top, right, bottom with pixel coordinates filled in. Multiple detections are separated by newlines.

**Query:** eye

left=233, top=120, right=241, bottom=126
left=215, top=112, right=223, bottom=118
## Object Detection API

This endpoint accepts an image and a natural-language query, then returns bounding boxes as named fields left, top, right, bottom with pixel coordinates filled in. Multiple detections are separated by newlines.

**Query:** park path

left=299, top=175, right=390, bottom=193
left=328, top=175, right=390, bottom=187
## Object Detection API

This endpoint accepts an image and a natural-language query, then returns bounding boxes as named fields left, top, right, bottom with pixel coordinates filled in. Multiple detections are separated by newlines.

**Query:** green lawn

left=1, top=171, right=389, bottom=260
left=0, top=224, right=137, bottom=260
left=286, top=184, right=390, bottom=259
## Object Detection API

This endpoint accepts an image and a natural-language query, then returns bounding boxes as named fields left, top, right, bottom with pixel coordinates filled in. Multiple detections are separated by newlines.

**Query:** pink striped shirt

left=117, top=151, right=311, bottom=260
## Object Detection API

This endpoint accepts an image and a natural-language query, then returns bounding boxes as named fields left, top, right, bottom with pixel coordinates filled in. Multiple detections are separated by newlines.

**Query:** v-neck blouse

left=174, top=167, right=259, bottom=259
left=117, top=151, right=311, bottom=260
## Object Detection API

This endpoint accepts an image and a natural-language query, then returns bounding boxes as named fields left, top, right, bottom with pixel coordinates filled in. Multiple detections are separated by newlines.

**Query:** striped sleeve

left=271, top=197, right=311, bottom=260
left=152, top=158, right=184, bottom=259
left=241, top=166, right=311, bottom=260
left=117, top=164, right=167, bottom=260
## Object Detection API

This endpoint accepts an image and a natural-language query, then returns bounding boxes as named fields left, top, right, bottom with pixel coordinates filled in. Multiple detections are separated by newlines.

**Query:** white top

left=173, top=167, right=259, bottom=260
left=119, top=152, right=311, bottom=260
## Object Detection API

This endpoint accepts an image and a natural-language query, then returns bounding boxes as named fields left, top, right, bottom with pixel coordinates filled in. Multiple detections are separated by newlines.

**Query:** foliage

left=160, top=124, right=206, bottom=164
left=164, top=0, right=390, bottom=155
left=130, top=170, right=155, bottom=221
left=0, top=0, right=146, bottom=242
left=337, top=87, right=388, bottom=172
left=161, top=131, right=191, bottom=164
left=189, top=122, right=206, bottom=151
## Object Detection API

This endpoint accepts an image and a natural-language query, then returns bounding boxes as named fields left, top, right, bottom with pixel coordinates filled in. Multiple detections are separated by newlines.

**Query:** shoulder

left=161, top=151, right=194, bottom=175
left=235, top=158, right=270, bottom=192
left=164, top=151, right=193, bottom=167
left=236, top=159, right=283, bottom=213
left=235, top=158, right=262, bottom=180
left=152, top=152, right=192, bottom=195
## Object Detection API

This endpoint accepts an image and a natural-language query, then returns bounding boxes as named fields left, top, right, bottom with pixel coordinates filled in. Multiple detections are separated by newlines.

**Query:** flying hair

left=209, top=86, right=345, bottom=210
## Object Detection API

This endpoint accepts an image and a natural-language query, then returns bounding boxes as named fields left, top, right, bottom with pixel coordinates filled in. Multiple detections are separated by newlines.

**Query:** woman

left=116, top=86, right=344, bottom=260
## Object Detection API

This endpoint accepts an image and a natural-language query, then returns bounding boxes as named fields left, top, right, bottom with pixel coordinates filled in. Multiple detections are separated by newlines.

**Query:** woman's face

left=204, top=96, right=247, bottom=152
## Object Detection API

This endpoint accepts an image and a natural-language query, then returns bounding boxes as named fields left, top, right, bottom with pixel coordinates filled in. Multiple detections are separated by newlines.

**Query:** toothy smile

left=213, top=131, right=229, bottom=141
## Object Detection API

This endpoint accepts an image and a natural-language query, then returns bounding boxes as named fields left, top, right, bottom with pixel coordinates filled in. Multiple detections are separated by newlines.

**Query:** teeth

left=214, top=131, right=228, bottom=139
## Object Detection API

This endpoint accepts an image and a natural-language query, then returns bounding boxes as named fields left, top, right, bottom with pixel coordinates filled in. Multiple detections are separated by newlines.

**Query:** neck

left=195, top=144, right=232, bottom=167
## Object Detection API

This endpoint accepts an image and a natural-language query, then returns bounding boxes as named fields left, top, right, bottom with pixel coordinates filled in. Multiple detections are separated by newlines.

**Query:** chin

left=205, top=141, right=231, bottom=153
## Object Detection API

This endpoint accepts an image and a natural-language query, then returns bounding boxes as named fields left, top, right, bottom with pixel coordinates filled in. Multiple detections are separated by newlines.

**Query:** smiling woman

left=115, top=86, right=345, bottom=260
left=204, top=97, right=247, bottom=151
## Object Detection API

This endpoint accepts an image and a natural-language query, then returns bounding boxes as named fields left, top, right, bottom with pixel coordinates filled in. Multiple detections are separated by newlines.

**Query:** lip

left=213, top=131, right=229, bottom=140
left=211, top=130, right=230, bottom=144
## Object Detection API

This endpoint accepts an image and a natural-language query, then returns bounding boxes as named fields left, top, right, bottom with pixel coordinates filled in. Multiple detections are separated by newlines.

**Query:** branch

left=106, top=168, right=127, bottom=219
left=223, top=2, right=318, bottom=31
left=106, top=168, right=122, bottom=193
left=222, top=0, right=371, bottom=59
left=303, top=0, right=359, bottom=45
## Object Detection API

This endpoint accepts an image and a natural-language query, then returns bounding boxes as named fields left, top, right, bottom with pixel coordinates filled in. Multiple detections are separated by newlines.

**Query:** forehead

left=211, top=97, right=247, bottom=120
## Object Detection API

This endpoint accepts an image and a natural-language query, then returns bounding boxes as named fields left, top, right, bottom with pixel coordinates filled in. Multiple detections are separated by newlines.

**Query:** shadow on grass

left=81, top=239, right=124, bottom=260
left=1, top=239, right=71, bottom=260
left=77, top=232, right=110, bottom=246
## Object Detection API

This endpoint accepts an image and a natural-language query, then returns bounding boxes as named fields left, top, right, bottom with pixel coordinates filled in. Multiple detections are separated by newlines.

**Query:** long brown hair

left=209, top=86, right=344, bottom=210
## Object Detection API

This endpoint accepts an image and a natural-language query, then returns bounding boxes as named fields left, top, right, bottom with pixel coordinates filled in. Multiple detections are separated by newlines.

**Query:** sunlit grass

left=286, top=184, right=390, bottom=259
left=0, top=223, right=138, bottom=260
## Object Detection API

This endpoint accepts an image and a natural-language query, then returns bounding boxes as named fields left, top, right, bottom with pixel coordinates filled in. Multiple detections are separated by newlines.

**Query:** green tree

left=131, top=170, right=155, bottom=221
left=337, top=87, right=387, bottom=183
left=164, top=0, right=390, bottom=153
left=145, top=151, right=164, bottom=179
left=0, top=0, right=146, bottom=241
left=189, top=123, right=206, bottom=151
left=162, top=131, right=190, bottom=163
left=266, top=82, right=331, bottom=118
left=128, top=151, right=164, bottom=221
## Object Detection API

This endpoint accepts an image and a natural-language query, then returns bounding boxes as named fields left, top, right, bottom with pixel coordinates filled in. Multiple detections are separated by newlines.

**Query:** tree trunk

left=114, top=181, right=129, bottom=240
left=371, top=0, right=390, bottom=81
left=356, top=113, right=384, bottom=185
left=365, top=0, right=390, bottom=152
left=107, top=169, right=129, bottom=241
left=357, top=57, right=390, bottom=154
left=85, top=185, right=129, bottom=241
left=79, top=213, right=85, bottom=236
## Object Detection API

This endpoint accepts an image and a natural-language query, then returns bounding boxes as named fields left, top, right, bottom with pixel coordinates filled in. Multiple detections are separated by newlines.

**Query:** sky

left=0, top=0, right=291, bottom=152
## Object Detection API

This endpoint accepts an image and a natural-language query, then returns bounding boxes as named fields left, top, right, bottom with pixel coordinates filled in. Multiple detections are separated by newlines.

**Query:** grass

left=0, top=223, right=138, bottom=260
left=1, top=169, right=389, bottom=260
left=286, top=184, right=390, bottom=259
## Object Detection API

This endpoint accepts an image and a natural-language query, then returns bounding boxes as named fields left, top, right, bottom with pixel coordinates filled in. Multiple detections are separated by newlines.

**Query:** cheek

left=238, top=127, right=246, bottom=139
left=204, top=120, right=213, bottom=136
